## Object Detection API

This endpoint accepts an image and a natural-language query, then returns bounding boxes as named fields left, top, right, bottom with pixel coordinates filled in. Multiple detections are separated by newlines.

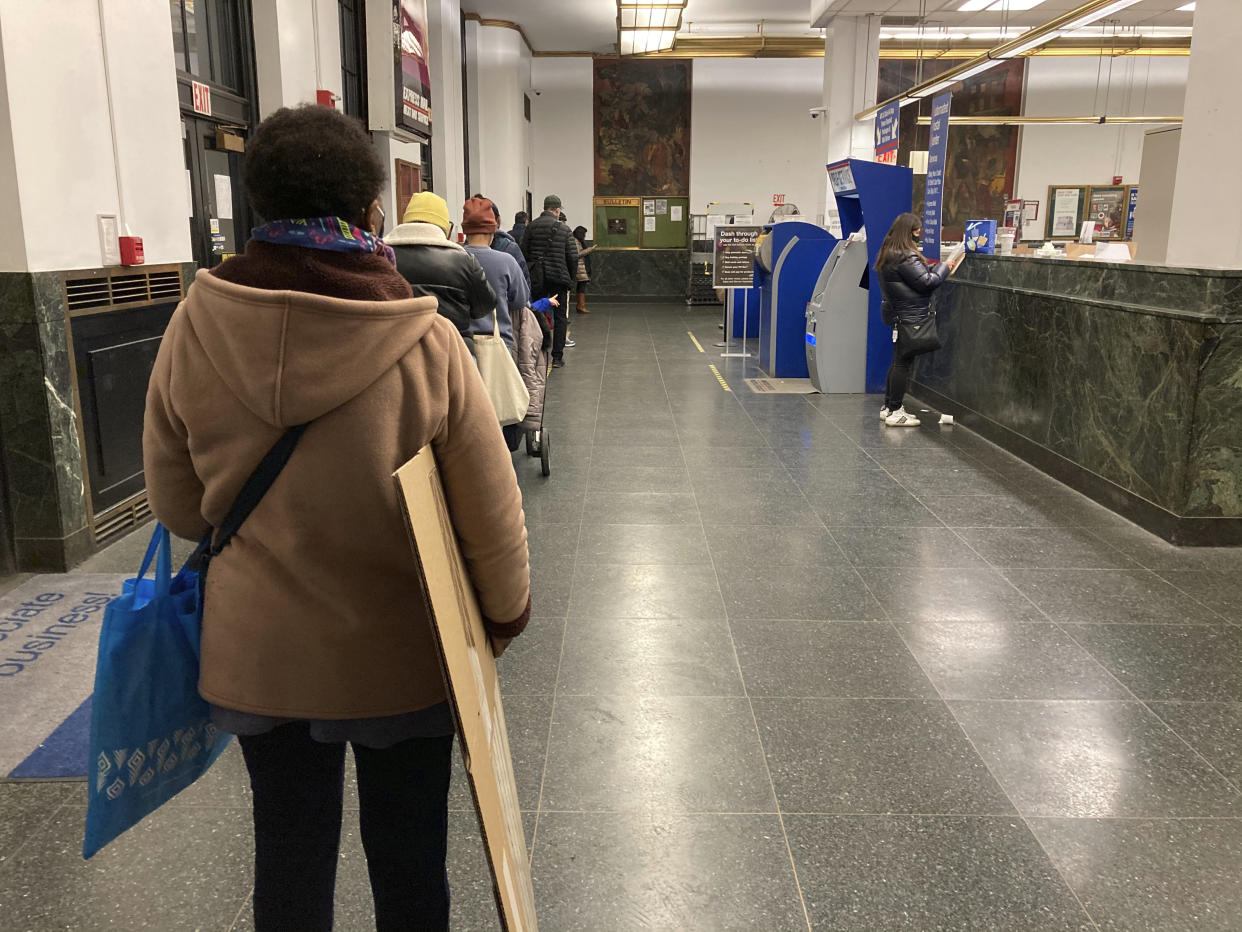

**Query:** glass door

left=183, top=116, right=248, bottom=266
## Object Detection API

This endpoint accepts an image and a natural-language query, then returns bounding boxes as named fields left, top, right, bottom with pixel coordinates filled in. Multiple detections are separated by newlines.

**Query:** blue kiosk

left=754, top=221, right=838, bottom=379
left=825, top=158, right=914, bottom=393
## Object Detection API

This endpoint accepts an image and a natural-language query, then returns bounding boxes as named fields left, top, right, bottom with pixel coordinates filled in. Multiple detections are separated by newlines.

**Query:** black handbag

left=897, top=314, right=941, bottom=355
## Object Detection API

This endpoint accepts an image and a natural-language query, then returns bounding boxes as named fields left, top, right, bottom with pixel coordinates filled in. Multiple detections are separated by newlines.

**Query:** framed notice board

left=1046, top=185, right=1088, bottom=240
left=594, top=197, right=641, bottom=248
left=1083, top=185, right=1135, bottom=241
left=594, top=195, right=689, bottom=249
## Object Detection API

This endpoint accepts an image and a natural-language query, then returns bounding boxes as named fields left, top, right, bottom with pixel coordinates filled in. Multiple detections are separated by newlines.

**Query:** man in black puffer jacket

left=385, top=191, right=496, bottom=356
left=521, top=194, right=578, bottom=367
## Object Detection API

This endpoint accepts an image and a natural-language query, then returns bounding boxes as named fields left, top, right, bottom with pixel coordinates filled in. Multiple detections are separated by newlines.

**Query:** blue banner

left=874, top=101, right=900, bottom=165
left=922, top=92, right=952, bottom=257
left=1126, top=186, right=1139, bottom=239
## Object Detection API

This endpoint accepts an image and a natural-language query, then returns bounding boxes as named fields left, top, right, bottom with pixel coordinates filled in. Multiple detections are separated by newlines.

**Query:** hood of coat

left=385, top=221, right=465, bottom=250
left=182, top=269, right=441, bottom=428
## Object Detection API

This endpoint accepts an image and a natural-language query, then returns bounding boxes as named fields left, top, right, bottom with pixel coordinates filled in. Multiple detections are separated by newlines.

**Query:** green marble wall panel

left=1185, top=323, right=1242, bottom=517
left=590, top=249, right=687, bottom=300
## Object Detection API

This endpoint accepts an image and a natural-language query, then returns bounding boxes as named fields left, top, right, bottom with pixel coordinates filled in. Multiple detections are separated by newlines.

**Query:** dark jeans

left=884, top=342, right=921, bottom=411
left=239, top=723, right=454, bottom=932
left=551, top=288, right=570, bottom=360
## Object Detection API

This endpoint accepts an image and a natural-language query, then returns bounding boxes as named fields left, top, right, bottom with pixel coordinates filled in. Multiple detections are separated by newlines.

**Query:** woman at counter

left=876, top=213, right=958, bottom=427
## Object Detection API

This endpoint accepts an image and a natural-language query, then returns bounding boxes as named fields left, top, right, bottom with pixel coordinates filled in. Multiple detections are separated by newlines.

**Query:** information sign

left=874, top=101, right=900, bottom=165
left=712, top=225, right=762, bottom=288
left=922, top=92, right=951, bottom=256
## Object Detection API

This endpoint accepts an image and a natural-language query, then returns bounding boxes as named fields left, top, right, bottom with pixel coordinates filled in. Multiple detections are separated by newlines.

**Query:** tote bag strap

left=189, top=423, right=309, bottom=569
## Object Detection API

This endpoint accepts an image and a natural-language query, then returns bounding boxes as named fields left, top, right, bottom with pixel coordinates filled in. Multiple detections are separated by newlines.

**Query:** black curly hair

left=244, top=105, right=385, bottom=223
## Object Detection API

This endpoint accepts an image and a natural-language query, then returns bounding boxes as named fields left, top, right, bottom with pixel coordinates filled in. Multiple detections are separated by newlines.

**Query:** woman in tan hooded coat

left=143, top=104, right=530, bottom=932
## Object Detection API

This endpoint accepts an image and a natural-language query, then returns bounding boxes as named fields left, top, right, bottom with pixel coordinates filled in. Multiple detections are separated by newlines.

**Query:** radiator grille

left=64, top=267, right=184, bottom=313
left=92, top=494, right=152, bottom=547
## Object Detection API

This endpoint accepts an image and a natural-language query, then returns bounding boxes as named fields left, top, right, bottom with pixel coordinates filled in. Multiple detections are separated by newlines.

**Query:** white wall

left=1168, top=0, right=1242, bottom=269
left=464, top=23, right=531, bottom=228
left=0, top=0, right=189, bottom=272
left=1014, top=55, right=1188, bottom=240
left=692, top=58, right=826, bottom=223
left=530, top=57, right=594, bottom=235
left=426, top=0, right=467, bottom=222
left=254, top=0, right=343, bottom=118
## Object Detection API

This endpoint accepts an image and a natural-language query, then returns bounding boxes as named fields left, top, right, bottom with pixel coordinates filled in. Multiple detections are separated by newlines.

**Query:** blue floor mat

left=8, top=695, right=91, bottom=779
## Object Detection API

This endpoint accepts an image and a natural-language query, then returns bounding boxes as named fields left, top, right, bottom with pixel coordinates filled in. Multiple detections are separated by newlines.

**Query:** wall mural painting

left=880, top=59, right=1025, bottom=241
left=594, top=59, right=691, bottom=197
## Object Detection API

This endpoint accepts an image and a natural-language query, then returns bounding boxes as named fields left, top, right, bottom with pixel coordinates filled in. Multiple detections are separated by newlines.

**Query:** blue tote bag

left=83, top=524, right=229, bottom=858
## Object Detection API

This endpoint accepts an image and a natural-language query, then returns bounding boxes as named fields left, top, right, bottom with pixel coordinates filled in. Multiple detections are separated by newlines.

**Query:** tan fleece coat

left=143, top=268, right=530, bottom=719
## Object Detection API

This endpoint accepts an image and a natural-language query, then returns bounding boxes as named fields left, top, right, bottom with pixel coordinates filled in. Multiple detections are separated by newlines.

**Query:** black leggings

left=885, top=343, right=921, bottom=411
left=239, top=723, right=455, bottom=932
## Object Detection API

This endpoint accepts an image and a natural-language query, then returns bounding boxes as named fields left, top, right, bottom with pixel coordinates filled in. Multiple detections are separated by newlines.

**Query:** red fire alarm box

left=316, top=89, right=338, bottom=109
left=119, top=235, right=145, bottom=266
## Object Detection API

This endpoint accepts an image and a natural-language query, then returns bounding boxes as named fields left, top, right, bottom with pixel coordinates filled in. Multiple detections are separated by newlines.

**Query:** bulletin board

left=638, top=196, right=690, bottom=248
left=594, top=195, right=690, bottom=249
left=1045, top=185, right=1088, bottom=240
left=594, top=197, right=641, bottom=248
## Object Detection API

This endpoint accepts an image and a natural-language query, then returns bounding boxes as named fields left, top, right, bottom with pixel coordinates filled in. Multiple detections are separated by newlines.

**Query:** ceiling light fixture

left=1177, top=2, right=1195, bottom=10
left=856, top=0, right=1144, bottom=119
left=914, top=114, right=1182, bottom=125
left=617, top=2, right=686, bottom=55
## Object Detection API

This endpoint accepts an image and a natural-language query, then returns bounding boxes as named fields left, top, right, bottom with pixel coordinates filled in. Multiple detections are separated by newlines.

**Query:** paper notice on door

left=213, top=174, right=234, bottom=220
left=670, top=205, right=683, bottom=222
left=644, top=216, right=657, bottom=232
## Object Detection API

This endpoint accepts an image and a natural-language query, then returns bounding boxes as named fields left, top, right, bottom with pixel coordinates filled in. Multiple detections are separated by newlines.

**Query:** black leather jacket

left=391, top=243, right=496, bottom=345
left=879, top=252, right=949, bottom=325
left=521, top=210, right=579, bottom=294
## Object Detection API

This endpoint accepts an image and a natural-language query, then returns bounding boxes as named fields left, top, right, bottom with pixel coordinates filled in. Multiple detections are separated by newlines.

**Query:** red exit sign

left=773, top=194, right=786, bottom=206
left=192, top=80, right=212, bottom=116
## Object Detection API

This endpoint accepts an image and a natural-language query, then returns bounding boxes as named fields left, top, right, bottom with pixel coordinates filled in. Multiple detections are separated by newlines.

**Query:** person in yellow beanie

left=385, top=191, right=496, bottom=351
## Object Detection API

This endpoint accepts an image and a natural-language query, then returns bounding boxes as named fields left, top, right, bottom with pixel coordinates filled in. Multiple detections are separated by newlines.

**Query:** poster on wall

left=1051, top=188, right=1081, bottom=237
left=1086, top=186, right=1128, bottom=240
left=1126, top=186, right=1139, bottom=240
left=874, top=101, right=900, bottom=166
left=394, top=0, right=432, bottom=139
left=921, top=92, right=952, bottom=257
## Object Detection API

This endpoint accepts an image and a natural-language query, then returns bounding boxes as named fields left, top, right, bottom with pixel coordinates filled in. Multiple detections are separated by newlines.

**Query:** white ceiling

left=460, top=1, right=1195, bottom=52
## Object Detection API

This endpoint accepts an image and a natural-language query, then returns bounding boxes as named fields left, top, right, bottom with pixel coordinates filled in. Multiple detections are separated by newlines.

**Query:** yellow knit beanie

left=402, top=191, right=451, bottom=233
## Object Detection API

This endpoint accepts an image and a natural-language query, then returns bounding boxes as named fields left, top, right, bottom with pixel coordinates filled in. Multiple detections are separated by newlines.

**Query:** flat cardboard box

left=394, top=449, right=537, bottom=932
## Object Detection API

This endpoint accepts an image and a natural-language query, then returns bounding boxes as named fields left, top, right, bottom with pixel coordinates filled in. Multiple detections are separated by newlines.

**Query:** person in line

left=386, top=191, right=496, bottom=352
left=462, top=197, right=527, bottom=348
left=471, top=195, right=528, bottom=284
left=571, top=225, right=595, bottom=315
left=876, top=212, right=957, bottom=427
left=520, top=194, right=578, bottom=369
left=509, top=211, right=527, bottom=244
left=143, top=104, right=531, bottom=932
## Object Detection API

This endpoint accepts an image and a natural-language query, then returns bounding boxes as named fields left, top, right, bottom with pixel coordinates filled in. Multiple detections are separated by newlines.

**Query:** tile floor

left=1, top=303, right=1241, bottom=930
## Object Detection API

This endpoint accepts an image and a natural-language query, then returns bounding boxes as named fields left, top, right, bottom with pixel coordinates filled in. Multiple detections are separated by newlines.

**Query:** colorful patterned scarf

left=251, top=217, right=396, bottom=266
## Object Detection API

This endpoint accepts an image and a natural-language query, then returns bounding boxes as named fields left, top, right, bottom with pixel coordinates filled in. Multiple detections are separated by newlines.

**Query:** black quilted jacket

left=520, top=211, right=579, bottom=294
left=878, top=252, right=950, bottom=325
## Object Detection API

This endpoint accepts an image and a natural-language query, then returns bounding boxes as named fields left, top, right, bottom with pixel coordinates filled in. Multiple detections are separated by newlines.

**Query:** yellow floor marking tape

left=708, top=364, right=732, bottom=392
left=687, top=331, right=704, bottom=353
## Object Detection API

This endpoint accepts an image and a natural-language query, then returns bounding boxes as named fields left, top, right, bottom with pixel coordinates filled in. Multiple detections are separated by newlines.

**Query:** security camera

left=533, top=90, right=542, bottom=96
left=809, top=107, right=826, bottom=119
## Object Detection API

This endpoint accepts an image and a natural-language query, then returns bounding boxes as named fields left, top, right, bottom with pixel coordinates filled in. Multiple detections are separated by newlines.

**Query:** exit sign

left=192, top=81, right=212, bottom=116
left=773, top=194, right=786, bottom=206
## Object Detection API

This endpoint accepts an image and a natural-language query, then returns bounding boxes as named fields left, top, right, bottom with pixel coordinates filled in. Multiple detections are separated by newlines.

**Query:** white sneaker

left=564, top=339, right=576, bottom=348
left=879, top=406, right=892, bottom=421
left=885, top=407, right=921, bottom=427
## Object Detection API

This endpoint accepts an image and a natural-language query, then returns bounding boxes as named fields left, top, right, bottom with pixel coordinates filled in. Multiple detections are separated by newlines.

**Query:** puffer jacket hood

left=183, top=269, right=440, bottom=428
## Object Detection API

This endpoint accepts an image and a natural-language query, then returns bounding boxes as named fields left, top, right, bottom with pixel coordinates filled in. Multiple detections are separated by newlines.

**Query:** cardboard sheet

left=394, top=449, right=537, bottom=932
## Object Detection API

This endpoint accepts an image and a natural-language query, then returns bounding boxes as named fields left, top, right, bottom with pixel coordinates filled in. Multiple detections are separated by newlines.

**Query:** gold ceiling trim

left=914, top=114, right=1183, bottom=125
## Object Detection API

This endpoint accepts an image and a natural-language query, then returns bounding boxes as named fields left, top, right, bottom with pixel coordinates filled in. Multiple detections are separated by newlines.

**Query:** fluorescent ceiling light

left=620, top=8, right=681, bottom=28
left=957, top=0, right=992, bottom=9
left=995, top=31, right=1059, bottom=57
left=1177, top=2, right=1195, bottom=10
left=619, top=28, right=677, bottom=55
left=958, top=0, right=1045, bottom=8
left=1061, top=0, right=1142, bottom=32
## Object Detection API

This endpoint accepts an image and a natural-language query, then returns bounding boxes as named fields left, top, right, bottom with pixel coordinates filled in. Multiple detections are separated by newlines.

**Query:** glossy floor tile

left=6, top=304, right=1242, bottom=931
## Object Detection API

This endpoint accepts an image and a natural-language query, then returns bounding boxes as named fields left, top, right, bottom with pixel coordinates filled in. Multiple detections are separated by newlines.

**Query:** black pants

left=239, top=723, right=454, bottom=932
left=884, top=342, right=921, bottom=411
left=548, top=287, right=570, bottom=360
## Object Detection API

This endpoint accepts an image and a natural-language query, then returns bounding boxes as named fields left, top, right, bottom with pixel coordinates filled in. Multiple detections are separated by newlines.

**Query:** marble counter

left=913, top=254, right=1242, bottom=545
